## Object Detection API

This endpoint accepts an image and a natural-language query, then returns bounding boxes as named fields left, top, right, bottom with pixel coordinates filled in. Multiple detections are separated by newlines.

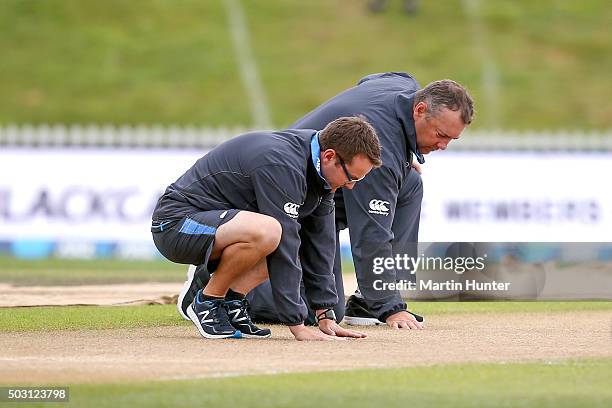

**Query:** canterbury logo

left=283, top=202, right=300, bottom=218
left=368, top=199, right=390, bottom=215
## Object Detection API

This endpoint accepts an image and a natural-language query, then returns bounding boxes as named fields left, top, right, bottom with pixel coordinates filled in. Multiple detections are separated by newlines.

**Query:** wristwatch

left=315, top=308, right=336, bottom=324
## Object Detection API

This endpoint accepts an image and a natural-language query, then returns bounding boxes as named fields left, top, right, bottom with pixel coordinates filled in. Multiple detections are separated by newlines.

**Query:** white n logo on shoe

left=197, top=309, right=212, bottom=324
left=228, top=308, right=248, bottom=322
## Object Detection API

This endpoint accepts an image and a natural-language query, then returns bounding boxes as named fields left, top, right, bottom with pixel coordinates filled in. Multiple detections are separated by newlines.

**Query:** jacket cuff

left=310, top=302, right=337, bottom=310
left=378, top=302, right=407, bottom=323
left=284, top=321, right=305, bottom=326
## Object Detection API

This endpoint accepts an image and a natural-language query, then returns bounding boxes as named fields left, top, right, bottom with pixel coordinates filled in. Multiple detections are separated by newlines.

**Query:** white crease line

left=224, top=0, right=272, bottom=128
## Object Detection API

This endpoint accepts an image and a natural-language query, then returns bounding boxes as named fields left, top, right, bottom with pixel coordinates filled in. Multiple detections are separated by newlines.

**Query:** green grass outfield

left=1, top=301, right=611, bottom=332
left=1, top=0, right=611, bottom=130
left=3, top=359, right=611, bottom=408
left=0, top=257, right=185, bottom=286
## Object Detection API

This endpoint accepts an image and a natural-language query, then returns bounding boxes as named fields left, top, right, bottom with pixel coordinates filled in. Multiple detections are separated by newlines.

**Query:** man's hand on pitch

left=318, top=319, right=367, bottom=339
left=289, top=324, right=341, bottom=341
left=385, top=311, right=423, bottom=330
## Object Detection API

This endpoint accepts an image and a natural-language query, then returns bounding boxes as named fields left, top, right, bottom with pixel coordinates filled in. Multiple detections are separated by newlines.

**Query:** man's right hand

left=289, top=324, right=343, bottom=341
left=385, top=311, right=424, bottom=330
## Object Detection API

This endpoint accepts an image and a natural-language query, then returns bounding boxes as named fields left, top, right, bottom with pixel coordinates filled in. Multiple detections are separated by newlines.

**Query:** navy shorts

left=151, top=209, right=239, bottom=266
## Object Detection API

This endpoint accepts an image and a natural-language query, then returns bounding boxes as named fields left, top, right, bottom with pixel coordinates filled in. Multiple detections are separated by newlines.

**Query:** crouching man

left=151, top=116, right=381, bottom=340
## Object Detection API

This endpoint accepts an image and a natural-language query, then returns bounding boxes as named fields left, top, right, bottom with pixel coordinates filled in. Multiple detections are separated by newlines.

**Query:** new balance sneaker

left=225, top=299, right=271, bottom=338
left=178, top=264, right=211, bottom=320
left=186, top=291, right=242, bottom=339
left=343, top=294, right=424, bottom=326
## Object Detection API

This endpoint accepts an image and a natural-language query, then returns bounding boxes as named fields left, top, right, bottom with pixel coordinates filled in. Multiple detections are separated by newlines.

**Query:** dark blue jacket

left=292, top=72, right=423, bottom=320
left=153, top=129, right=337, bottom=325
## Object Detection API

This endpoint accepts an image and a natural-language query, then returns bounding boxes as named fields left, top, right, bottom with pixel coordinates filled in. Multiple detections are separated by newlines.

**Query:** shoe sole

left=343, top=316, right=384, bottom=326
left=344, top=314, right=425, bottom=326
left=186, top=305, right=242, bottom=339
left=241, top=332, right=272, bottom=339
left=177, top=265, right=197, bottom=320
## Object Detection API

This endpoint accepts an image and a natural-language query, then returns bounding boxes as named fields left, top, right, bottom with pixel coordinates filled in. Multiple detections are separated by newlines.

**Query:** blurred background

left=0, top=0, right=610, bottom=294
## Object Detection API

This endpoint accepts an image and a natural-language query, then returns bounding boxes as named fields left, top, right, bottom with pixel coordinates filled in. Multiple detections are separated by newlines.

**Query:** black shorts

left=151, top=209, right=239, bottom=266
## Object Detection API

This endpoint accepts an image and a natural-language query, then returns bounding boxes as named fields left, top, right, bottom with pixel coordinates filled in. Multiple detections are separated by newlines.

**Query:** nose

left=437, top=141, right=449, bottom=150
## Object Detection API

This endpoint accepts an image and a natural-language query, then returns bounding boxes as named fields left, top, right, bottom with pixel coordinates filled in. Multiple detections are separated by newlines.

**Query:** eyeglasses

left=337, top=155, right=367, bottom=184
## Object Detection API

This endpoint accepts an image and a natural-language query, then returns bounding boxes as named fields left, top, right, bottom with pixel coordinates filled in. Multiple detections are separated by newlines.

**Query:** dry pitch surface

left=1, top=310, right=610, bottom=384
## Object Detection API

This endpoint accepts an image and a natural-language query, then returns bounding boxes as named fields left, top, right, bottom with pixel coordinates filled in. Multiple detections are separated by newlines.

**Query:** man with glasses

left=247, top=73, right=474, bottom=329
left=157, top=116, right=381, bottom=340
left=337, top=155, right=368, bottom=185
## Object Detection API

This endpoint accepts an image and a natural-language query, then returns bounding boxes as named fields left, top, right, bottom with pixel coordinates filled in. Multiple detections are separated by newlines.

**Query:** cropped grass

left=0, top=305, right=186, bottom=332
left=1, top=301, right=610, bottom=333
left=0, top=256, right=185, bottom=286
left=7, top=358, right=612, bottom=407
left=410, top=300, right=612, bottom=315
left=0, top=0, right=611, bottom=130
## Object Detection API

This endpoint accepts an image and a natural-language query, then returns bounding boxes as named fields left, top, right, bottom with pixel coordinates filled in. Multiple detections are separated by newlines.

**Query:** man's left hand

left=385, top=311, right=423, bottom=330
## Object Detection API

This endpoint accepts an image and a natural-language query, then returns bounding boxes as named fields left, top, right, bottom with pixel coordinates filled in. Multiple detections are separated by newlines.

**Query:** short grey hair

left=414, top=80, right=475, bottom=125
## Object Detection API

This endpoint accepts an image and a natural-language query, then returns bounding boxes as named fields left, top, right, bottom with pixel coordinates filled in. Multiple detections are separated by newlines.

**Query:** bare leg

left=203, top=211, right=280, bottom=297
left=230, top=258, right=269, bottom=295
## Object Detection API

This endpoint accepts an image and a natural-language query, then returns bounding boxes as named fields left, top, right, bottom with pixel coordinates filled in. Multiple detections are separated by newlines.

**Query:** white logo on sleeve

left=283, top=202, right=300, bottom=218
left=368, top=199, right=390, bottom=216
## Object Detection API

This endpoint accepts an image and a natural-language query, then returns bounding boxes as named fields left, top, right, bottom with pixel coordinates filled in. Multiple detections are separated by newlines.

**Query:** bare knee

left=214, top=211, right=282, bottom=257
left=250, top=215, right=282, bottom=255
left=235, top=212, right=282, bottom=254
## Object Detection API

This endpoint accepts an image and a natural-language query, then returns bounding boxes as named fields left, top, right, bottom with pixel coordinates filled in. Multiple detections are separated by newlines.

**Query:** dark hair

left=319, top=116, right=382, bottom=167
left=414, top=80, right=475, bottom=125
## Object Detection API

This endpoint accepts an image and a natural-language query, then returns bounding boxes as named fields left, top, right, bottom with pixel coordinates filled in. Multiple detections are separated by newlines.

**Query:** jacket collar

left=310, top=131, right=332, bottom=191
left=396, top=93, right=425, bottom=165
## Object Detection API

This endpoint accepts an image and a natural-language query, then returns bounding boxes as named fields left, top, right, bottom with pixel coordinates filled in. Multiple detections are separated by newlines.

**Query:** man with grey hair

left=184, top=72, right=474, bottom=330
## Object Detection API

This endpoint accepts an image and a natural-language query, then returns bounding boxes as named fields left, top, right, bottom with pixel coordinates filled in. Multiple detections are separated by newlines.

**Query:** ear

left=413, top=101, right=428, bottom=118
left=321, top=149, right=337, bottom=163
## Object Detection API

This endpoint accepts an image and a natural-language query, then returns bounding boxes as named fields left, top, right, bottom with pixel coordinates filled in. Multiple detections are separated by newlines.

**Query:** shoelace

left=240, top=299, right=253, bottom=323
left=229, top=299, right=253, bottom=324
left=205, top=301, right=232, bottom=325
left=215, top=303, right=233, bottom=326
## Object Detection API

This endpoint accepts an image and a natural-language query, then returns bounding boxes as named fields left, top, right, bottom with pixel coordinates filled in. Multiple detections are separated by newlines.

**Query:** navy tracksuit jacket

left=154, top=129, right=337, bottom=325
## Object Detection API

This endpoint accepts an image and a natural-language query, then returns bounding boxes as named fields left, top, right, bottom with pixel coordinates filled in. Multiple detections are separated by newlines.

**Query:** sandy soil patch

left=1, top=310, right=610, bottom=384
left=3, top=261, right=611, bottom=309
